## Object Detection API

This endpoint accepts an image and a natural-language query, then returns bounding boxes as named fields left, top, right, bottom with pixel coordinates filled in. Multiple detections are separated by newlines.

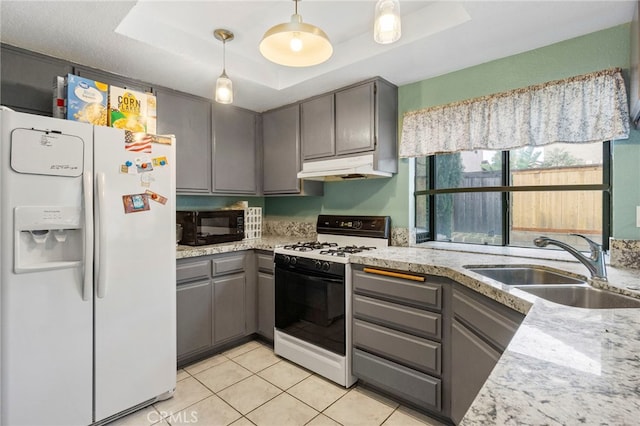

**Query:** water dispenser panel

left=14, top=206, right=83, bottom=273
left=11, top=128, right=84, bottom=177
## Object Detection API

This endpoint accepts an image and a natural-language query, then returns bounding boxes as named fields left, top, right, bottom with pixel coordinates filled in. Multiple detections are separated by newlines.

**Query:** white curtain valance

left=399, top=68, right=630, bottom=158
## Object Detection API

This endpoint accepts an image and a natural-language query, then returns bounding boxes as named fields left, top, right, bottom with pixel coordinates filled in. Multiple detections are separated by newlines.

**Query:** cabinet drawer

left=257, top=253, right=274, bottom=273
left=177, top=260, right=210, bottom=283
left=212, top=254, right=245, bottom=276
left=354, top=319, right=441, bottom=375
left=353, top=269, right=441, bottom=310
left=453, top=289, right=522, bottom=351
left=353, top=349, right=441, bottom=412
left=354, top=295, right=441, bottom=340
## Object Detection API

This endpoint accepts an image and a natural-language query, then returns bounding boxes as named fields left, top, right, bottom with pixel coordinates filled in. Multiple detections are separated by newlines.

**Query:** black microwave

left=177, top=210, right=244, bottom=246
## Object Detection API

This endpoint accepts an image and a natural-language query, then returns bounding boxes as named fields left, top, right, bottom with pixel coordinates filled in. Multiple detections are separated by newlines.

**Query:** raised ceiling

left=0, top=1, right=635, bottom=112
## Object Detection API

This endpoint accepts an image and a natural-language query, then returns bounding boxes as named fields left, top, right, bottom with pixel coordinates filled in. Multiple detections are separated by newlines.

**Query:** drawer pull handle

left=363, top=268, right=425, bottom=282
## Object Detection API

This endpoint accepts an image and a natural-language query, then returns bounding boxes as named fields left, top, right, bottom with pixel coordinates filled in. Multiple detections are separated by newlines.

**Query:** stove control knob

left=290, top=256, right=297, bottom=265
left=314, top=260, right=322, bottom=269
left=283, top=255, right=291, bottom=264
left=322, top=262, right=331, bottom=271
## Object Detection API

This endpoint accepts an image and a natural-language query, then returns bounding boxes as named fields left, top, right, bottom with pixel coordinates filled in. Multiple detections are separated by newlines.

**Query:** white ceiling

left=0, top=1, right=636, bottom=112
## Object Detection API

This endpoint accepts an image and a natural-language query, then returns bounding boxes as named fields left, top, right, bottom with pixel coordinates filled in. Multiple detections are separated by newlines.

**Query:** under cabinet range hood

left=297, top=154, right=393, bottom=181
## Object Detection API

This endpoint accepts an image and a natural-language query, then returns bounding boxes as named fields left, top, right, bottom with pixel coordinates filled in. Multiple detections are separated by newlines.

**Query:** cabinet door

left=301, top=94, right=335, bottom=160
left=212, top=104, right=257, bottom=194
left=335, top=82, right=375, bottom=155
left=213, top=274, right=246, bottom=344
left=177, top=280, right=213, bottom=358
left=450, top=320, right=501, bottom=424
left=155, top=88, right=212, bottom=193
left=262, top=104, right=301, bottom=194
left=257, top=272, right=275, bottom=340
left=1, top=46, right=73, bottom=115
left=74, top=66, right=152, bottom=93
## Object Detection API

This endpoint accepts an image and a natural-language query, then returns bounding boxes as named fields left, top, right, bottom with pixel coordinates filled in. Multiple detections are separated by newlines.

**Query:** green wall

left=177, top=195, right=265, bottom=210
left=243, top=24, right=640, bottom=239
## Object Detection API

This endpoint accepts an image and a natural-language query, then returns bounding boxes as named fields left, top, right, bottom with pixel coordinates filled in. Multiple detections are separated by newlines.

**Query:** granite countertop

left=176, top=236, right=302, bottom=259
left=349, top=246, right=640, bottom=425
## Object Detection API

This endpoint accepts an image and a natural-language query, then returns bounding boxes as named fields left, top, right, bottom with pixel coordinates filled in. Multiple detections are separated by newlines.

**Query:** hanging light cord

left=222, top=38, right=227, bottom=75
left=294, top=0, right=298, bottom=15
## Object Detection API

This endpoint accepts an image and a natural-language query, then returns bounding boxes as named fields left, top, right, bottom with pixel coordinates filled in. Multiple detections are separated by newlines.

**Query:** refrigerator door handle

left=82, top=171, right=93, bottom=301
left=96, top=172, right=107, bottom=299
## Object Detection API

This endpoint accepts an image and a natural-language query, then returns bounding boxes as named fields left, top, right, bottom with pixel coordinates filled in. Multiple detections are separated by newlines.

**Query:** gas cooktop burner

left=283, top=242, right=339, bottom=251
left=319, top=246, right=376, bottom=257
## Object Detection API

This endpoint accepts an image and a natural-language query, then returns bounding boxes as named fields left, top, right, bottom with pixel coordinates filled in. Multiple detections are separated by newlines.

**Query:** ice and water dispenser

left=14, top=206, right=83, bottom=273
left=10, top=128, right=85, bottom=273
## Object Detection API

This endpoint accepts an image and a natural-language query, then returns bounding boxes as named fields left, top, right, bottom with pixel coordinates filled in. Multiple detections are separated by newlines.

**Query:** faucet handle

left=569, top=233, right=603, bottom=254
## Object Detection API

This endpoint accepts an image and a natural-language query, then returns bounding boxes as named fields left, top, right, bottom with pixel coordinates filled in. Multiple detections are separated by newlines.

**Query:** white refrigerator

left=0, top=110, right=176, bottom=425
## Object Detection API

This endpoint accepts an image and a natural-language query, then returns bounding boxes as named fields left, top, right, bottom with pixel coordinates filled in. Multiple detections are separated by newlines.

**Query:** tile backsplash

left=610, top=238, right=640, bottom=269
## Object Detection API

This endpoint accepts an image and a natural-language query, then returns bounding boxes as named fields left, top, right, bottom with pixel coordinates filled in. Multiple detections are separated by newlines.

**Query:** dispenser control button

left=125, top=161, right=133, bottom=167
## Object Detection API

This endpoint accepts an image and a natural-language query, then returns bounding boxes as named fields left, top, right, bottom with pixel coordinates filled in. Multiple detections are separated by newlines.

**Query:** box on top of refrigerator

left=64, top=74, right=109, bottom=126
left=109, top=86, right=148, bottom=133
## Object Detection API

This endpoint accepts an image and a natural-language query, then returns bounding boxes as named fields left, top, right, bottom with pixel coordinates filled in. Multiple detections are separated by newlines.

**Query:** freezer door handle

left=96, top=172, right=107, bottom=299
left=82, top=172, right=93, bottom=301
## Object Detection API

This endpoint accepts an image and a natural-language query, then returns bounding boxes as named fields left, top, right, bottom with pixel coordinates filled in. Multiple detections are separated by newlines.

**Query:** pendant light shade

left=260, top=0, right=332, bottom=67
left=214, top=29, right=234, bottom=104
left=374, top=0, right=401, bottom=44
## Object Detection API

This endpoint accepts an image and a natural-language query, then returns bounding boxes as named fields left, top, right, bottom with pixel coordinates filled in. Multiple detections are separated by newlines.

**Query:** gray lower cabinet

left=1, top=45, right=73, bottom=115
left=155, top=87, right=212, bottom=193
left=176, top=252, right=253, bottom=365
left=256, top=251, right=275, bottom=340
left=450, top=285, right=524, bottom=424
left=176, top=260, right=213, bottom=358
left=352, top=266, right=445, bottom=414
left=212, top=104, right=258, bottom=194
left=213, top=274, right=246, bottom=344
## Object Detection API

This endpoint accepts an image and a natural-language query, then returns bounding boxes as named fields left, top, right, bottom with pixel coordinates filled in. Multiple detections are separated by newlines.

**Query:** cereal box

left=65, top=74, right=109, bottom=126
left=146, top=92, right=157, bottom=135
left=109, top=85, right=148, bottom=132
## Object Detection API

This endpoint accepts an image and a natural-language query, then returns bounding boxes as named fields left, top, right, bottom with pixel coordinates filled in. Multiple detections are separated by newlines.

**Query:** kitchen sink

left=465, top=266, right=585, bottom=286
left=518, top=286, right=640, bottom=309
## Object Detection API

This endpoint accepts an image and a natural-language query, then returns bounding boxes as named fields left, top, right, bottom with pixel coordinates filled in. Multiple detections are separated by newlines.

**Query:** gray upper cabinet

left=301, top=93, right=335, bottom=160
left=335, top=82, right=375, bottom=155
left=155, top=87, right=212, bottom=193
left=74, top=66, right=152, bottom=93
left=212, top=104, right=258, bottom=194
left=297, top=78, right=398, bottom=176
left=1, top=45, right=73, bottom=115
left=262, top=104, right=301, bottom=194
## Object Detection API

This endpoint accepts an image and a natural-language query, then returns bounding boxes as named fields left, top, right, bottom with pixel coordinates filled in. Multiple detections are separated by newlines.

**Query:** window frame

left=414, top=142, right=611, bottom=249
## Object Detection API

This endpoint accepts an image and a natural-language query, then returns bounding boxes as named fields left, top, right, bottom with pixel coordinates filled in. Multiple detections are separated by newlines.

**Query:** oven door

left=275, top=263, right=345, bottom=356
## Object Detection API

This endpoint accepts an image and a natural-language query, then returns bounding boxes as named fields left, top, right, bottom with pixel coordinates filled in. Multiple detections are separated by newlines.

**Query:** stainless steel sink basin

left=466, top=266, right=585, bottom=286
left=519, top=286, right=640, bottom=309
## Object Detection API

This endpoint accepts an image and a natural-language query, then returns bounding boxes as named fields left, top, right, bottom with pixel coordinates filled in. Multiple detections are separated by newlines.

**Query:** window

left=414, top=142, right=610, bottom=251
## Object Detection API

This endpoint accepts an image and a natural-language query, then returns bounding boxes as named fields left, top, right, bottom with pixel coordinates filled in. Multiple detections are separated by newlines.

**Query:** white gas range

left=273, top=215, right=391, bottom=387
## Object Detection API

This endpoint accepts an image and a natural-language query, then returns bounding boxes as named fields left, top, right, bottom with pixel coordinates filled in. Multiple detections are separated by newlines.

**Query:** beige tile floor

left=111, top=341, right=446, bottom=426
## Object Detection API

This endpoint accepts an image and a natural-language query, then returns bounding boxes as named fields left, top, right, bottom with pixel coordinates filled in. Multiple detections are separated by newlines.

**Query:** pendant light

left=259, top=0, right=332, bottom=67
left=374, top=0, right=401, bottom=44
left=214, top=29, right=234, bottom=104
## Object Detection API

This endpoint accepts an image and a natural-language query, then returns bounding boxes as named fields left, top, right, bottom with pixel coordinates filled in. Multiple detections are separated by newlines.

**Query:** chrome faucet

left=533, top=234, right=607, bottom=280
